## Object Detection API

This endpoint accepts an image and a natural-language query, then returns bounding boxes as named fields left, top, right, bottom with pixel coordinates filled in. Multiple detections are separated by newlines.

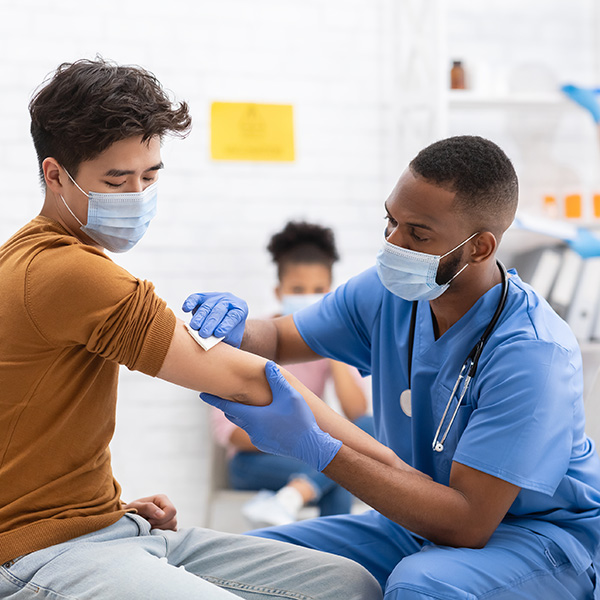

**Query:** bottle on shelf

left=450, top=60, right=466, bottom=90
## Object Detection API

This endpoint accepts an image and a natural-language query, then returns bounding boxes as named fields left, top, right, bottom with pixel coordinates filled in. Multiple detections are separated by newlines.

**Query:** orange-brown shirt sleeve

left=24, top=243, right=176, bottom=376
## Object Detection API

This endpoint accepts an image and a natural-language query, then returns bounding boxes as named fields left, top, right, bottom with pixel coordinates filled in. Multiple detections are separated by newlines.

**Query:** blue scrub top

left=294, top=266, right=600, bottom=573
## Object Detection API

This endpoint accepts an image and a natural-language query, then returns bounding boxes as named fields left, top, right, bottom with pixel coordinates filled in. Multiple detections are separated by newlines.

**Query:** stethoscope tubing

left=405, top=260, right=509, bottom=452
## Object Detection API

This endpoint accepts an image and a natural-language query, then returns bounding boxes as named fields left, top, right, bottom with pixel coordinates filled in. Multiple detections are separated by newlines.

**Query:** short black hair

left=29, top=57, right=192, bottom=185
left=267, top=221, right=339, bottom=280
left=409, top=135, right=518, bottom=235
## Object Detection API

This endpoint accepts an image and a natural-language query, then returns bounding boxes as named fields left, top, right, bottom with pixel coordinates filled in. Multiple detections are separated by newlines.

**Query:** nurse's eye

left=384, top=214, right=398, bottom=227
left=410, top=227, right=427, bottom=242
left=384, top=215, right=398, bottom=237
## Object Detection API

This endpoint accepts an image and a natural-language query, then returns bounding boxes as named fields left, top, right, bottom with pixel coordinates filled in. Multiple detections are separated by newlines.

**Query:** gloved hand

left=182, top=292, right=248, bottom=348
left=568, top=227, right=600, bottom=258
left=561, top=84, right=600, bottom=123
left=201, top=361, right=342, bottom=472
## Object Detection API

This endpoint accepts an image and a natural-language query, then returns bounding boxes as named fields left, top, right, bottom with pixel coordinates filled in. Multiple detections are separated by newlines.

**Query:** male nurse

left=189, top=136, right=600, bottom=599
left=0, top=57, right=387, bottom=600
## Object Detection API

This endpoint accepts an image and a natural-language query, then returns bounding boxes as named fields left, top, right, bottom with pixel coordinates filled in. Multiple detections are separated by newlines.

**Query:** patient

left=0, top=56, right=393, bottom=600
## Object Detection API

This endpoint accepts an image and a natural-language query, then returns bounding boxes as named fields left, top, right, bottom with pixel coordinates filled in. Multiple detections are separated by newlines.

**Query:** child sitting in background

left=211, top=221, right=373, bottom=527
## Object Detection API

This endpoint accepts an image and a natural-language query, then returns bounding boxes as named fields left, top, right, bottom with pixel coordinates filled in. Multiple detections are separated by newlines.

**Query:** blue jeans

left=229, top=452, right=353, bottom=516
left=250, top=510, right=598, bottom=599
left=229, top=415, right=374, bottom=517
left=0, top=513, right=382, bottom=600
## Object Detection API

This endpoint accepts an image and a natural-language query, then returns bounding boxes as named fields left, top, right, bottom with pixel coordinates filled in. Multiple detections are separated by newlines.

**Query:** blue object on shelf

left=561, top=84, right=600, bottom=123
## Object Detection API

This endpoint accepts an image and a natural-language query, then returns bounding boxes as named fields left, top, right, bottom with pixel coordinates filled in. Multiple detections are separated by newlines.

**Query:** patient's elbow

left=229, top=390, right=272, bottom=406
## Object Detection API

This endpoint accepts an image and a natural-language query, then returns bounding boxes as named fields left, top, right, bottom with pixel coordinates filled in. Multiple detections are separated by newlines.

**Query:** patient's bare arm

left=157, top=319, right=402, bottom=468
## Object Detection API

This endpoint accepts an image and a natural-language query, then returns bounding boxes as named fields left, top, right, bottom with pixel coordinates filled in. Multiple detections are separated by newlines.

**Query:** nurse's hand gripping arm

left=157, top=319, right=400, bottom=468
left=204, top=363, right=521, bottom=549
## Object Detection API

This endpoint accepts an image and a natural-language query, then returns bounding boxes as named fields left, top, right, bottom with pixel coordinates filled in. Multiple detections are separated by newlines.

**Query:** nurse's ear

left=469, top=231, right=497, bottom=264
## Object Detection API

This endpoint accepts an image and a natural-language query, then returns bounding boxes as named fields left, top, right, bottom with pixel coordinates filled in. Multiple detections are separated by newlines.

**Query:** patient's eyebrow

left=104, top=162, right=164, bottom=177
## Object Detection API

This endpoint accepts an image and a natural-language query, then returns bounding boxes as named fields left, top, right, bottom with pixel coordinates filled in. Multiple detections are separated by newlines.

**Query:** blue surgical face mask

left=375, top=232, right=478, bottom=301
left=280, top=293, right=326, bottom=315
left=59, top=169, right=158, bottom=253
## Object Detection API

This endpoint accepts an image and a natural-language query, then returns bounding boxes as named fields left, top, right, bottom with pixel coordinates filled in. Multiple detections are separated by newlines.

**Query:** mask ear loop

left=439, top=231, right=479, bottom=259
left=59, top=194, right=84, bottom=227
left=63, top=168, right=88, bottom=197
left=59, top=167, right=88, bottom=227
left=438, top=231, right=479, bottom=286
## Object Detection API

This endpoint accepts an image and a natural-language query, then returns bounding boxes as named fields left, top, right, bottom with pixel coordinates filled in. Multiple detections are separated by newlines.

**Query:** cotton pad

left=185, top=323, right=224, bottom=351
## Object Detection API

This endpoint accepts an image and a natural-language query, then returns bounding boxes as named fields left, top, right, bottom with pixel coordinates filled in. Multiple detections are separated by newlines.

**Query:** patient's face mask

left=375, top=232, right=477, bottom=301
left=281, top=293, right=326, bottom=315
left=60, top=169, right=158, bottom=253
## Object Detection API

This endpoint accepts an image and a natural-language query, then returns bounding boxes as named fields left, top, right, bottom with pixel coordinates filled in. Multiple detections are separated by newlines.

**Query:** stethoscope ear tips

left=433, top=442, right=444, bottom=453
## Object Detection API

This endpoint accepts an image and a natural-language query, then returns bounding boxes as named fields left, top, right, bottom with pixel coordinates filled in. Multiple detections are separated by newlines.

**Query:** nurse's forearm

left=322, top=445, right=519, bottom=548
left=281, top=370, right=404, bottom=470
left=240, top=319, right=279, bottom=360
left=241, top=317, right=322, bottom=364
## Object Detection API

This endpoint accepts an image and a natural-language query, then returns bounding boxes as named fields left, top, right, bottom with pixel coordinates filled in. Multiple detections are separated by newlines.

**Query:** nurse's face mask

left=376, top=232, right=478, bottom=301
left=59, top=168, right=158, bottom=253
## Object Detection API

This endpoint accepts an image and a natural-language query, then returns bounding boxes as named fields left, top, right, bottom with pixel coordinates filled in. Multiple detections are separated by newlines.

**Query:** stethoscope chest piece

left=400, top=389, right=412, bottom=417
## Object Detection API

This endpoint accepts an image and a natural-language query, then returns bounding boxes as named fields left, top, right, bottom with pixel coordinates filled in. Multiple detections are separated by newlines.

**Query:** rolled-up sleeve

left=25, top=244, right=176, bottom=376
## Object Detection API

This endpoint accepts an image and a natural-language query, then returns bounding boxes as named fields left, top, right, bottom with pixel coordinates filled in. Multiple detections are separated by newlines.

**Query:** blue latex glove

left=201, top=361, right=343, bottom=472
left=567, top=227, right=600, bottom=258
left=182, top=292, right=248, bottom=348
left=561, top=84, right=600, bottom=123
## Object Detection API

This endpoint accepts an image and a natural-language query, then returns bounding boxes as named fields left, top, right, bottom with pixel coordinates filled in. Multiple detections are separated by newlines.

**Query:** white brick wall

left=0, top=0, right=597, bottom=526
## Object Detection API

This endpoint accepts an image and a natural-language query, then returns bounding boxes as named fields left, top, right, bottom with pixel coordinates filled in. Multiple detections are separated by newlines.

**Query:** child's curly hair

left=267, top=221, right=339, bottom=280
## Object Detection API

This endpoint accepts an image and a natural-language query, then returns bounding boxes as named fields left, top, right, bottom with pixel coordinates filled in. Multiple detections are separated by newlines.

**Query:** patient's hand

left=123, top=494, right=178, bottom=531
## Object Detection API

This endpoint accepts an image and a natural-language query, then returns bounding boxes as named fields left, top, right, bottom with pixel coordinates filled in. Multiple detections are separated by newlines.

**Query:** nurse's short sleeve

left=453, top=339, right=576, bottom=495
left=25, top=243, right=175, bottom=375
left=293, top=267, right=383, bottom=376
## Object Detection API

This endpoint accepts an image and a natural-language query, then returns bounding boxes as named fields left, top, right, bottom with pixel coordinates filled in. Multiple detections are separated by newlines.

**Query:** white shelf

left=448, top=90, right=569, bottom=109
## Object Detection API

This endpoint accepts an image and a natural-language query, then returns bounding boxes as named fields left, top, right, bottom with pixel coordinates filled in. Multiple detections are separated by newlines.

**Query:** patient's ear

left=43, top=157, right=65, bottom=194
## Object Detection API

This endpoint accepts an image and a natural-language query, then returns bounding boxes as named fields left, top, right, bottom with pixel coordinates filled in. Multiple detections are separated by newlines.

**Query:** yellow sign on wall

left=210, top=102, right=295, bottom=162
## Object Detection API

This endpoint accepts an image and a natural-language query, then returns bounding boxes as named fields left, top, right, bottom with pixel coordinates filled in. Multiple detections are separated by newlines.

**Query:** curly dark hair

left=29, top=57, right=192, bottom=184
left=409, top=135, right=518, bottom=235
left=267, top=221, right=339, bottom=280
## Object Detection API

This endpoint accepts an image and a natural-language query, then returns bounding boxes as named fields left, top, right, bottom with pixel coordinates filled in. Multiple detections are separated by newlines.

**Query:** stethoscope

left=401, top=260, right=509, bottom=453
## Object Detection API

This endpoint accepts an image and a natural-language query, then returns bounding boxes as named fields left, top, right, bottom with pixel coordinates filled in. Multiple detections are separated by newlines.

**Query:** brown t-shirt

left=0, top=216, right=176, bottom=562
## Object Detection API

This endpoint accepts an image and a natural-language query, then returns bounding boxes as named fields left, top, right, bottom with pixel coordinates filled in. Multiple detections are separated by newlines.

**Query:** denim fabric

left=228, top=415, right=374, bottom=517
left=0, top=514, right=381, bottom=600
left=229, top=452, right=353, bottom=516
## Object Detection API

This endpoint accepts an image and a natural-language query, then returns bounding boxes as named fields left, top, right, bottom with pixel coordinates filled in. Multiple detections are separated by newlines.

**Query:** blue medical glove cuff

left=295, top=428, right=343, bottom=472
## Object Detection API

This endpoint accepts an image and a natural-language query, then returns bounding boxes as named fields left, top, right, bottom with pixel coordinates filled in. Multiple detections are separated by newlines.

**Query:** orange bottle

left=565, top=194, right=582, bottom=219
left=450, top=61, right=466, bottom=90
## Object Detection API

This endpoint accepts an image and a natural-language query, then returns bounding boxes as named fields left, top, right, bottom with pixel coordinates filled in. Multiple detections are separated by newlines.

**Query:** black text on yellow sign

left=210, top=102, right=295, bottom=162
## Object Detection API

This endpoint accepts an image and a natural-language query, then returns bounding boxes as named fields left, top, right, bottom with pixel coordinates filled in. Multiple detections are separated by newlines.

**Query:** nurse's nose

left=385, top=226, right=410, bottom=250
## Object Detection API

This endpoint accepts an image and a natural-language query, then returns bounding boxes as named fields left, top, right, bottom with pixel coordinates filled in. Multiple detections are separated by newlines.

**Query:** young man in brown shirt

left=0, top=58, right=393, bottom=600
